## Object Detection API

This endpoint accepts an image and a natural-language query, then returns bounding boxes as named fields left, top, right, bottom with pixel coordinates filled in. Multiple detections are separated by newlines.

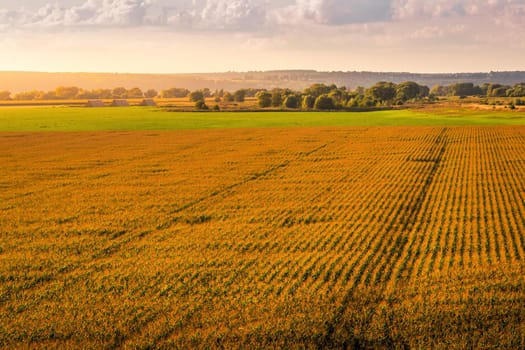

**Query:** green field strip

left=1, top=107, right=525, bottom=131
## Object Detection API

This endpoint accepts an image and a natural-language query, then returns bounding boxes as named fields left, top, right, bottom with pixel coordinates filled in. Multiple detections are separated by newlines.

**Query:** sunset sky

left=1, top=0, right=524, bottom=73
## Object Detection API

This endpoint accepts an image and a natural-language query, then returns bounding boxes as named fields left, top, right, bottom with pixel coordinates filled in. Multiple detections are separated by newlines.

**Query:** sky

left=0, top=0, right=524, bottom=73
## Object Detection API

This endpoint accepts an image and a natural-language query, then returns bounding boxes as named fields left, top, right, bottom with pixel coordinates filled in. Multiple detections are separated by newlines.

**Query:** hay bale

left=140, top=99, right=157, bottom=106
left=86, top=100, right=105, bottom=107
left=111, top=99, right=130, bottom=107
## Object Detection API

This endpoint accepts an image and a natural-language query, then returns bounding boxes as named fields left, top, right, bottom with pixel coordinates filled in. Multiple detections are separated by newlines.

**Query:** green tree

left=354, top=86, right=366, bottom=96
left=202, top=88, right=212, bottom=98
left=328, top=89, right=347, bottom=105
left=480, top=83, right=490, bottom=96
left=144, top=89, right=158, bottom=98
left=112, top=87, right=128, bottom=98
left=346, top=97, right=360, bottom=108
left=271, top=91, right=282, bottom=107
left=189, top=90, right=205, bottom=102
left=430, top=85, right=449, bottom=96
left=283, top=95, right=300, bottom=109
left=256, top=91, right=272, bottom=108
left=245, top=88, right=266, bottom=97
left=215, top=89, right=224, bottom=98
left=75, top=89, right=98, bottom=99
left=448, top=83, right=482, bottom=97
left=483, top=83, right=511, bottom=97
left=395, top=81, right=421, bottom=102
left=127, top=87, right=144, bottom=98
left=304, top=84, right=335, bottom=97
left=233, top=90, right=246, bottom=102
left=314, top=94, right=335, bottom=110
left=223, top=92, right=234, bottom=102
left=41, top=91, right=58, bottom=100
left=419, top=85, right=430, bottom=97
left=508, top=83, right=525, bottom=97
left=161, top=88, right=190, bottom=98
left=359, top=96, right=377, bottom=108
left=492, top=86, right=510, bottom=97
left=508, top=84, right=525, bottom=97
left=302, top=95, right=316, bottom=109
left=93, top=89, right=112, bottom=99
left=367, top=82, right=396, bottom=103
left=195, top=100, right=208, bottom=110
left=55, top=86, right=80, bottom=99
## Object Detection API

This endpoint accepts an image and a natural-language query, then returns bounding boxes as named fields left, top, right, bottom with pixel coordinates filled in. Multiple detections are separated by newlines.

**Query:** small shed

left=86, top=100, right=105, bottom=107
left=111, top=99, right=130, bottom=107
left=140, top=99, right=157, bottom=106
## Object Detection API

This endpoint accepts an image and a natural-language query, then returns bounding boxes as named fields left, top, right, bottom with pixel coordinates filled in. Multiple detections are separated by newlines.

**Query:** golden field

left=1, top=127, right=525, bottom=348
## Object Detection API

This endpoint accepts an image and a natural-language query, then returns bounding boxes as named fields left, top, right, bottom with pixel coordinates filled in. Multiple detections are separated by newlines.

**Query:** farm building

left=86, top=100, right=105, bottom=107
left=140, top=99, right=157, bottom=106
left=111, top=99, right=130, bottom=107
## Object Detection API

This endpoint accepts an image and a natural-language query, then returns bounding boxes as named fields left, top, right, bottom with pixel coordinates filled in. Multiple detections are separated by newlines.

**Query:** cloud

left=273, top=0, right=392, bottom=25
left=0, top=0, right=267, bottom=31
left=408, top=24, right=465, bottom=40
left=201, top=0, right=265, bottom=29
left=71, top=0, right=150, bottom=26
left=0, top=9, right=18, bottom=30
left=0, top=0, right=151, bottom=29
left=1, top=0, right=524, bottom=34
left=392, top=0, right=525, bottom=20
left=164, top=0, right=266, bottom=30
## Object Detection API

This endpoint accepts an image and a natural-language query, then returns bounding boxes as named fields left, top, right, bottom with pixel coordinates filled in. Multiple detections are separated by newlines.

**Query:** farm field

left=1, top=105, right=525, bottom=131
left=1, top=127, right=525, bottom=348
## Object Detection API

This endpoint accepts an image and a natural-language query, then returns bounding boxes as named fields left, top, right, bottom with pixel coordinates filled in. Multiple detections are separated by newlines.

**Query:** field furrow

left=1, top=127, right=525, bottom=348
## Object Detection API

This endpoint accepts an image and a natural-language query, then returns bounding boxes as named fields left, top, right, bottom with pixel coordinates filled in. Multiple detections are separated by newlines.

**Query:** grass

left=0, top=106, right=524, bottom=131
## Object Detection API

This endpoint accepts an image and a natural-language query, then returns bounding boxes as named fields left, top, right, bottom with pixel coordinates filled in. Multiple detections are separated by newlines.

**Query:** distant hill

left=1, top=70, right=525, bottom=93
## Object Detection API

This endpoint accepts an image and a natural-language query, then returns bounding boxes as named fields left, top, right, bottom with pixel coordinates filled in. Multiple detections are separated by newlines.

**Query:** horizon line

left=2, top=69, right=525, bottom=76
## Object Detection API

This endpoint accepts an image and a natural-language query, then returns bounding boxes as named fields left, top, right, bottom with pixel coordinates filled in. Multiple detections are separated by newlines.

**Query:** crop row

left=1, top=127, right=525, bottom=347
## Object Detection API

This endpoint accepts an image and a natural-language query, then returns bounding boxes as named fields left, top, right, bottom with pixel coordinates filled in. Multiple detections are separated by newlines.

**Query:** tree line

left=1, top=81, right=524, bottom=110
left=431, top=82, right=525, bottom=98
left=0, top=86, right=256, bottom=102
left=189, top=82, right=431, bottom=110
left=0, top=86, right=158, bottom=101
left=252, top=82, right=431, bottom=110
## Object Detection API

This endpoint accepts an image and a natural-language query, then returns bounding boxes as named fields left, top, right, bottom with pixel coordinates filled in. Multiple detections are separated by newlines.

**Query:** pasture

left=1, top=124, right=525, bottom=348
left=0, top=105, right=525, bottom=131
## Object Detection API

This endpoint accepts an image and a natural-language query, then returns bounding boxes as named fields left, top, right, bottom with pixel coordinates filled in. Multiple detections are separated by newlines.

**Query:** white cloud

left=163, top=0, right=266, bottom=30
left=270, top=0, right=525, bottom=28
left=272, top=0, right=392, bottom=25
left=0, top=0, right=151, bottom=29
left=392, top=0, right=525, bottom=20
left=0, top=0, right=524, bottom=37
left=0, top=0, right=268, bottom=31
left=74, top=0, right=150, bottom=26
left=200, top=0, right=266, bottom=29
